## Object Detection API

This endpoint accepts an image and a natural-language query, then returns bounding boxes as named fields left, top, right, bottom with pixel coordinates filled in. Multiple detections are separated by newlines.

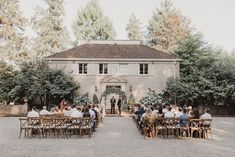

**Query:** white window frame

left=78, top=63, right=88, bottom=74
left=99, top=63, right=108, bottom=74
left=139, top=64, right=148, bottom=74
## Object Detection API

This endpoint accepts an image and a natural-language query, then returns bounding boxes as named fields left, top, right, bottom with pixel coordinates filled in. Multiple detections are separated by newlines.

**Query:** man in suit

left=110, top=96, right=116, bottom=114
left=117, top=97, right=122, bottom=115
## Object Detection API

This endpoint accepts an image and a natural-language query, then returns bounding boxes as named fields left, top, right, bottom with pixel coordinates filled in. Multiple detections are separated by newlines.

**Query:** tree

left=74, top=93, right=90, bottom=105
left=146, top=0, right=190, bottom=52
left=127, top=93, right=135, bottom=107
left=126, top=13, right=143, bottom=40
left=31, top=0, right=70, bottom=58
left=0, top=0, right=28, bottom=63
left=72, top=0, right=115, bottom=42
left=92, top=94, right=99, bottom=104
left=139, top=88, right=161, bottom=106
left=164, top=33, right=235, bottom=106
left=9, top=61, right=79, bottom=106
left=0, top=61, right=16, bottom=103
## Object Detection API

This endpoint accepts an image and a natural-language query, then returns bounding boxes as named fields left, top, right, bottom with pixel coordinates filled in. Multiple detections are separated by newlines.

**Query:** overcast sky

left=19, top=0, right=235, bottom=52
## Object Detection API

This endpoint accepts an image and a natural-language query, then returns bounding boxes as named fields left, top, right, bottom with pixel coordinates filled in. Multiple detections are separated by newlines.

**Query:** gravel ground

left=0, top=117, right=234, bottom=157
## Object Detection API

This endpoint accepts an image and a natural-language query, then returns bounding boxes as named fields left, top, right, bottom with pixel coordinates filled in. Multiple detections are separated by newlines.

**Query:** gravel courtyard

left=0, top=117, right=235, bottom=157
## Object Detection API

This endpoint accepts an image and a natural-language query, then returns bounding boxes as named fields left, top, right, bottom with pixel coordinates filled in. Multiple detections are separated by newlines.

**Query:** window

left=139, top=64, right=148, bottom=74
left=119, top=64, right=128, bottom=75
left=78, top=63, right=87, bottom=74
left=99, top=64, right=108, bottom=74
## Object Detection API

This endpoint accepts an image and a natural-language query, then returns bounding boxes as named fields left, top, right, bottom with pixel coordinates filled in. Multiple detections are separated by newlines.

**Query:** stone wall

left=0, top=104, right=28, bottom=116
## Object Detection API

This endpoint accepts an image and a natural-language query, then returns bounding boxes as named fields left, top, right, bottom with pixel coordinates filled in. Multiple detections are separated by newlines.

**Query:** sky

left=19, top=0, right=235, bottom=52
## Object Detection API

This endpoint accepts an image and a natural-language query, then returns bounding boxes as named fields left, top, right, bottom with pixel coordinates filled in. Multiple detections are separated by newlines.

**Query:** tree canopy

left=126, top=13, right=143, bottom=40
left=31, top=0, right=70, bottom=58
left=164, top=33, right=235, bottom=106
left=72, top=0, right=115, bottom=43
left=146, top=0, right=191, bottom=52
left=0, top=0, right=29, bottom=63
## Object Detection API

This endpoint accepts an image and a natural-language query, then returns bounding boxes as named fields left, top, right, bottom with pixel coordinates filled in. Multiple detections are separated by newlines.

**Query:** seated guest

left=64, top=106, right=72, bottom=117
left=191, top=107, right=200, bottom=119
left=157, top=108, right=164, bottom=117
left=94, top=104, right=100, bottom=113
left=144, top=109, right=156, bottom=138
left=83, top=107, right=91, bottom=117
left=179, top=109, right=190, bottom=127
left=91, top=104, right=98, bottom=131
left=71, top=106, right=82, bottom=118
left=88, top=105, right=96, bottom=119
left=141, top=108, right=153, bottom=121
left=200, top=108, right=212, bottom=119
left=55, top=106, right=62, bottom=114
left=164, top=107, right=175, bottom=118
left=71, top=104, right=77, bottom=113
left=50, top=107, right=57, bottom=115
left=134, top=106, right=145, bottom=115
left=152, top=107, right=158, bottom=116
left=39, top=106, right=50, bottom=116
left=27, top=106, right=39, bottom=117
left=162, top=105, right=168, bottom=114
left=175, top=107, right=183, bottom=118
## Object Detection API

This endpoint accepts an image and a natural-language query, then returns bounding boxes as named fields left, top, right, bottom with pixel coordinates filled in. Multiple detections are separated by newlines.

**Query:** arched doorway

left=100, top=87, right=127, bottom=114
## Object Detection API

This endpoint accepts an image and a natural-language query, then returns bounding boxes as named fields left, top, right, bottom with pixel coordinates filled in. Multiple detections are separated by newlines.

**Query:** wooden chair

left=27, top=117, right=43, bottom=138
left=155, top=117, right=167, bottom=138
left=201, top=119, right=212, bottom=139
left=179, top=119, right=190, bottom=138
left=190, top=119, right=202, bottom=138
left=143, top=120, right=156, bottom=139
left=54, top=117, right=69, bottom=138
left=164, top=118, right=179, bottom=138
left=19, top=118, right=29, bottom=138
left=41, top=118, right=54, bottom=138
left=66, top=117, right=81, bottom=138
left=79, top=117, right=93, bottom=138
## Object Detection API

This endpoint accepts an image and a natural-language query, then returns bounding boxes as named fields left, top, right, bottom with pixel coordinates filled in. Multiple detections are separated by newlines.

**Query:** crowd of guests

left=27, top=103, right=101, bottom=132
left=134, top=104, right=212, bottom=127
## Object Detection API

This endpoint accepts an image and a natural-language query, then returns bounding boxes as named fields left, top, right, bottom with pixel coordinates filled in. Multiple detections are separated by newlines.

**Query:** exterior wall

left=48, top=61, right=180, bottom=102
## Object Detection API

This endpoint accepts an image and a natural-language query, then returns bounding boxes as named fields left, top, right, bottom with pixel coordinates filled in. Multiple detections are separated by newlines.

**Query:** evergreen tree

left=164, top=33, right=235, bottom=106
left=146, top=0, right=190, bottom=52
left=126, top=13, right=142, bottom=40
left=72, top=0, right=115, bottom=42
left=31, top=0, right=70, bottom=58
left=92, top=94, right=99, bottom=104
left=0, top=0, right=28, bottom=63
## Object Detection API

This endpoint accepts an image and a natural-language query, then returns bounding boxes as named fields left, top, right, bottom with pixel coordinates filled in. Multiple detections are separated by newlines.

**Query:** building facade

left=46, top=40, right=180, bottom=105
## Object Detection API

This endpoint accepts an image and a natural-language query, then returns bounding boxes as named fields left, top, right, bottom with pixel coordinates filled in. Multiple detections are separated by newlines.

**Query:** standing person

left=117, top=97, right=122, bottom=115
left=110, top=96, right=116, bottom=114
left=60, top=98, right=66, bottom=112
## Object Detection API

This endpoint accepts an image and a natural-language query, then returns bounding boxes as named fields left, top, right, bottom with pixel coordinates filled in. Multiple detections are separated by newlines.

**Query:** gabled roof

left=47, top=43, right=179, bottom=60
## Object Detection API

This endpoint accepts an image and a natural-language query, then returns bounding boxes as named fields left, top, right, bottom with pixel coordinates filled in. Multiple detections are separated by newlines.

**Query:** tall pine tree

left=146, top=0, right=191, bottom=52
left=126, top=13, right=143, bottom=40
left=0, top=0, right=28, bottom=63
left=31, top=0, right=70, bottom=58
left=72, top=0, right=115, bottom=42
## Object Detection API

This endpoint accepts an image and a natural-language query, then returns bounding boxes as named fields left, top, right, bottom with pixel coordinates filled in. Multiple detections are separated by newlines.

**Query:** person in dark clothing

left=83, top=107, right=91, bottom=117
left=91, top=105, right=98, bottom=131
left=192, top=107, right=200, bottom=119
left=117, top=98, right=122, bottom=115
left=110, top=96, right=116, bottom=114
left=134, top=107, right=145, bottom=116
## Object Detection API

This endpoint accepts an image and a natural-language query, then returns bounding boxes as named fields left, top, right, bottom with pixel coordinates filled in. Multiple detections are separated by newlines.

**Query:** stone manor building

left=46, top=40, right=180, bottom=105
